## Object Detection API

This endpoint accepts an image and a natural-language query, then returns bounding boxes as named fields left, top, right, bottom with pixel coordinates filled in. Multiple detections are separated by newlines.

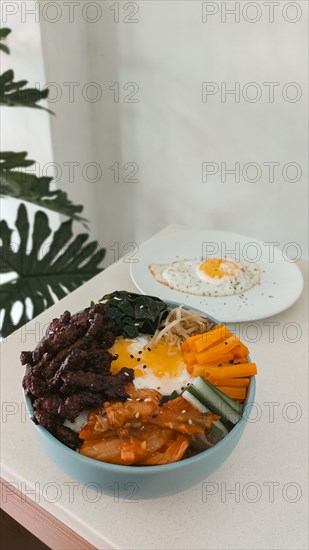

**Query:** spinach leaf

left=101, top=290, right=169, bottom=337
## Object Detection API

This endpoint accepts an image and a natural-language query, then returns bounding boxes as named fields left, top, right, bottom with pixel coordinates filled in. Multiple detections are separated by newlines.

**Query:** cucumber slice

left=182, top=390, right=228, bottom=438
left=182, top=390, right=208, bottom=413
left=191, top=434, right=213, bottom=450
left=184, top=385, right=236, bottom=430
left=190, top=379, right=241, bottom=426
left=195, top=376, right=243, bottom=415
left=168, top=390, right=181, bottom=400
left=206, top=423, right=224, bottom=445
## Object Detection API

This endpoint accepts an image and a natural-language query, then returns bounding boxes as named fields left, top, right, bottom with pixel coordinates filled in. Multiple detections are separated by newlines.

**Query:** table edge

left=0, top=477, right=99, bottom=550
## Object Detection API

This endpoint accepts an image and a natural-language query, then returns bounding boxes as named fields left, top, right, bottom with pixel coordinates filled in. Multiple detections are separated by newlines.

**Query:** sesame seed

left=188, top=419, right=193, bottom=425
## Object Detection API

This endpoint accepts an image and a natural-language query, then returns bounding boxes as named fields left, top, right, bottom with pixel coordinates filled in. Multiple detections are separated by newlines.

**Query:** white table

left=1, top=225, right=308, bottom=550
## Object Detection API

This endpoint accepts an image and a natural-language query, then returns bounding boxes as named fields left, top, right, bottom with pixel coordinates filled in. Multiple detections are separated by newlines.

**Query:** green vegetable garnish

left=100, top=290, right=169, bottom=338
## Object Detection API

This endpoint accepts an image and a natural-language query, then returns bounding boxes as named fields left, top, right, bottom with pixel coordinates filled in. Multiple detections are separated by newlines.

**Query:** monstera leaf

left=0, top=28, right=11, bottom=54
left=0, top=204, right=105, bottom=337
left=0, top=69, right=53, bottom=113
left=0, top=152, right=87, bottom=225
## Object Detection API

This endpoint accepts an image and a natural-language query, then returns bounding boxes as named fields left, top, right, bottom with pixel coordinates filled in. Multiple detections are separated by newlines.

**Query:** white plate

left=130, top=229, right=303, bottom=322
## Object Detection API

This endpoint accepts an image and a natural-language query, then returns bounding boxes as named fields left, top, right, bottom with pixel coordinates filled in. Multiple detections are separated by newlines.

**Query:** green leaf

left=0, top=44, right=10, bottom=54
left=101, top=290, right=169, bottom=338
left=0, top=28, right=11, bottom=54
left=0, top=152, right=87, bottom=225
left=0, top=28, right=11, bottom=40
left=0, top=204, right=105, bottom=337
left=0, top=69, right=53, bottom=113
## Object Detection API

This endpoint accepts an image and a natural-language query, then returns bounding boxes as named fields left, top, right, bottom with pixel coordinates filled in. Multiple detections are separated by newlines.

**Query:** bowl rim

left=23, top=299, right=256, bottom=474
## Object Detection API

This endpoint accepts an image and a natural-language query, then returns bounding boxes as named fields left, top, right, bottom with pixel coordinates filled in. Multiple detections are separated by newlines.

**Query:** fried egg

left=109, top=336, right=193, bottom=395
left=149, top=258, right=260, bottom=297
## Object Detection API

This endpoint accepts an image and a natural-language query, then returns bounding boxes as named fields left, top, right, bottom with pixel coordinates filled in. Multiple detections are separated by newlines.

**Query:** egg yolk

left=109, top=339, right=185, bottom=379
left=199, top=258, right=240, bottom=279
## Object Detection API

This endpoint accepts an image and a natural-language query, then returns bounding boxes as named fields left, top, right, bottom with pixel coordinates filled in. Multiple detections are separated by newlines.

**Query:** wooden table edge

left=0, top=477, right=99, bottom=550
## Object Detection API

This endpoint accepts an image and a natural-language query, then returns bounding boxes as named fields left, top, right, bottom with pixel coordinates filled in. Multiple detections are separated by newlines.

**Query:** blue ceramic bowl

left=24, top=303, right=256, bottom=499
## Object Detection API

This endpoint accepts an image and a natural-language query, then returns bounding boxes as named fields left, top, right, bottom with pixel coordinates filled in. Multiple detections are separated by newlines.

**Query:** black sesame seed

left=137, top=358, right=141, bottom=362
left=130, top=354, right=134, bottom=359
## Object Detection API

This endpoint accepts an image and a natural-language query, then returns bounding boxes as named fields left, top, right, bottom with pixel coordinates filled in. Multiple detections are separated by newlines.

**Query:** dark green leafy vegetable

left=100, top=290, right=169, bottom=338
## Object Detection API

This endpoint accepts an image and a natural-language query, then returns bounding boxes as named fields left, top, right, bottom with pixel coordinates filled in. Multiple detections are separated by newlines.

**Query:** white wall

left=3, top=1, right=308, bottom=264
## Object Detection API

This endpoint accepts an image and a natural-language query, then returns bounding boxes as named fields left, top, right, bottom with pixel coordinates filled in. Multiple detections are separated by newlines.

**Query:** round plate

left=130, top=229, right=304, bottom=322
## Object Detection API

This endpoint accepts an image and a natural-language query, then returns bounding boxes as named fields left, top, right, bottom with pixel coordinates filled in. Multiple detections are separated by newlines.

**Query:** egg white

left=149, top=258, right=260, bottom=297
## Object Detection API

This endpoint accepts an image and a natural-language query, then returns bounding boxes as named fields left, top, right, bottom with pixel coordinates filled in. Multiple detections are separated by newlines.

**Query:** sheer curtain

left=3, top=1, right=307, bottom=267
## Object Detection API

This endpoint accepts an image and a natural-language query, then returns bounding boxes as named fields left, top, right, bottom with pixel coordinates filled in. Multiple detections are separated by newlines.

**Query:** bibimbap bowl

left=23, top=297, right=256, bottom=499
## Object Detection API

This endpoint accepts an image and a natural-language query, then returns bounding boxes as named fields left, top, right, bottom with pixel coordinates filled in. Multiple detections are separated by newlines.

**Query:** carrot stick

left=191, top=363, right=232, bottom=377
left=196, top=353, right=234, bottom=366
left=234, top=343, right=249, bottom=357
left=183, top=351, right=196, bottom=366
left=182, top=334, right=203, bottom=352
left=233, top=356, right=248, bottom=364
left=182, top=341, right=190, bottom=353
left=196, top=337, right=239, bottom=364
left=193, top=326, right=232, bottom=353
left=205, top=363, right=257, bottom=380
left=211, top=377, right=250, bottom=387
left=217, top=387, right=247, bottom=400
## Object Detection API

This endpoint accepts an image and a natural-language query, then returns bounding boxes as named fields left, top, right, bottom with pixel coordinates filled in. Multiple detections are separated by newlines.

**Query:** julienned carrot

left=182, top=334, right=202, bottom=352
left=183, top=351, right=196, bottom=366
left=211, top=377, right=250, bottom=387
left=191, top=363, right=233, bottom=376
left=196, top=337, right=238, bottom=364
left=182, top=341, right=189, bottom=353
left=205, top=363, right=257, bottom=380
left=182, top=328, right=257, bottom=387
left=233, top=356, right=248, bottom=364
left=193, top=326, right=232, bottom=353
left=234, top=343, right=249, bottom=357
left=217, top=387, right=247, bottom=400
left=196, top=353, right=234, bottom=367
